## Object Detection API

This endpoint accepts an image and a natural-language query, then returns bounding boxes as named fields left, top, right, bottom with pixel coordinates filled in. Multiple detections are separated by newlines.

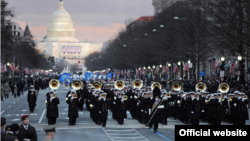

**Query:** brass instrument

left=124, top=95, right=128, bottom=100
left=114, top=96, right=117, bottom=100
left=221, top=96, right=225, bottom=101
left=53, top=94, right=57, bottom=98
left=114, top=80, right=125, bottom=90
left=49, top=79, right=60, bottom=90
left=151, top=82, right=162, bottom=90
left=244, top=95, right=248, bottom=100
left=74, top=94, right=77, bottom=98
left=195, top=82, right=206, bottom=92
left=167, top=93, right=171, bottom=98
left=90, top=104, right=94, bottom=109
left=172, top=81, right=182, bottom=91
left=218, top=83, right=229, bottom=93
left=132, top=79, right=143, bottom=89
left=229, top=98, right=232, bottom=102
left=72, top=80, right=82, bottom=90
left=92, top=81, right=102, bottom=90
left=134, top=95, right=138, bottom=99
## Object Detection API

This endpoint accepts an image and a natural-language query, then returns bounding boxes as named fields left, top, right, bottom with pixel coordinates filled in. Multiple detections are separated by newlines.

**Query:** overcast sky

left=6, top=0, right=154, bottom=43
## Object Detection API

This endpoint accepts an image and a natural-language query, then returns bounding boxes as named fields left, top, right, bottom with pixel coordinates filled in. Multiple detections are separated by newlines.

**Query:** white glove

left=130, top=96, right=132, bottom=99
left=141, top=110, right=143, bottom=112
left=113, top=102, right=116, bottom=104
left=234, top=103, right=236, bottom=107
left=191, top=111, right=194, bottom=114
left=226, top=109, right=228, bottom=111
left=201, top=110, right=204, bottom=112
left=145, top=111, right=147, bottom=113
left=121, top=99, right=124, bottom=102
left=71, top=96, right=74, bottom=99
left=68, top=94, right=72, bottom=97
left=50, top=97, right=53, bottom=102
left=157, top=105, right=164, bottom=109
left=99, top=111, right=101, bottom=113
left=98, top=97, right=102, bottom=100
left=149, top=109, right=151, bottom=115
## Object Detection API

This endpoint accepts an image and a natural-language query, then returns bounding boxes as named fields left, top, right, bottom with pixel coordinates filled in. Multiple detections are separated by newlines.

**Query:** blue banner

left=200, top=71, right=205, bottom=77
left=107, top=73, right=112, bottom=80
left=96, top=72, right=99, bottom=78
left=85, top=72, right=92, bottom=81
left=59, top=73, right=72, bottom=83
left=113, top=73, right=116, bottom=78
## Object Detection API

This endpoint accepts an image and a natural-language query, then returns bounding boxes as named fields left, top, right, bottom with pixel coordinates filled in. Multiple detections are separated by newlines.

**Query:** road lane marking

left=38, top=109, right=46, bottom=123
left=1, top=110, right=5, bottom=114
left=11, top=119, right=20, bottom=121
left=9, top=106, right=11, bottom=108
left=5, top=114, right=11, bottom=116
left=13, top=102, right=16, bottom=104
left=20, top=110, right=29, bottom=111
left=151, top=128, right=173, bottom=141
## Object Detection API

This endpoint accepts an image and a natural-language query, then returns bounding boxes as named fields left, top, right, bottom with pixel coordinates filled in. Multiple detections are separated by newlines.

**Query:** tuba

left=92, top=81, right=102, bottom=90
left=114, top=80, right=125, bottom=90
left=218, top=83, right=229, bottom=93
left=72, top=80, right=82, bottom=90
left=132, top=79, right=143, bottom=89
left=195, top=82, right=206, bottom=92
left=151, top=82, right=162, bottom=90
left=172, top=81, right=182, bottom=91
left=49, top=79, right=60, bottom=90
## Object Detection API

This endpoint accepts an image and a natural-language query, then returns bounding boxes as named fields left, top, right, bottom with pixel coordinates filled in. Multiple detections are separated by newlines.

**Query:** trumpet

left=229, top=98, right=232, bottom=102
left=221, top=96, right=225, bottom=101
left=53, top=94, right=57, bottom=98
left=205, top=99, right=209, bottom=104
left=244, top=95, right=248, bottom=100
left=167, top=93, right=171, bottom=98
left=134, top=95, right=138, bottom=99
left=74, top=94, right=77, bottom=98
left=124, top=95, right=128, bottom=100
left=90, top=104, right=94, bottom=109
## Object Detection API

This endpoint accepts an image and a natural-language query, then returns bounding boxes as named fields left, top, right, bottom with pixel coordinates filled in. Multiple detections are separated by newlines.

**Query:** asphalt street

left=1, top=85, right=250, bottom=141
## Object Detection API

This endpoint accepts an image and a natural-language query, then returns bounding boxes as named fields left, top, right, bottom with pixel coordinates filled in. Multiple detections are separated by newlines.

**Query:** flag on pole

left=173, top=63, right=178, bottom=73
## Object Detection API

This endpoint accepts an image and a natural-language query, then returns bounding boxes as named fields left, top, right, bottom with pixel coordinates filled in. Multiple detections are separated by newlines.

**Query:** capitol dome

left=46, top=0, right=78, bottom=42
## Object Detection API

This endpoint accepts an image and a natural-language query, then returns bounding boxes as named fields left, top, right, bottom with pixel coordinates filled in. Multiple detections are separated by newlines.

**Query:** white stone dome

left=46, top=0, right=78, bottom=42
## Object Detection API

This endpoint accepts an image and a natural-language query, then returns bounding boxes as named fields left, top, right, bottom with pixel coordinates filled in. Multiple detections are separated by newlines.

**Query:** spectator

left=3, top=123, right=19, bottom=141
left=4, top=81, right=10, bottom=99
left=5, top=125, right=11, bottom=135
left=18, top=115, right=37, bottom=141
left=42, top=125, right=56, bottom=141
left=1, top=117, right=6, bottom=141
left=1, top=83, right=5, bottom=101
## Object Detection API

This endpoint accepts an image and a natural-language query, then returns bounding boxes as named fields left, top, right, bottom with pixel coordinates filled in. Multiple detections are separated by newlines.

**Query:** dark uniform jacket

left=192, top=98, right=204, bottom=120
left=116, top=97, right=128, bottom=118
left=99, top=98, right=110, bottom=120
left=18, top=124, right=37, bottom=141
left=66, top=97, right=79, bottom=117
left=46, top=95, right=60, bottom=118
left=27, top=93, right=37, bottom=108
left=34, top=80, right=40, bottom=90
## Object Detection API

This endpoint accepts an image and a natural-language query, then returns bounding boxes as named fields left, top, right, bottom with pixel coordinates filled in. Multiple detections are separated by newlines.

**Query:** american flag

left=162, top=66, right=169, bottom=74
left=16, top=66, right=19, bottom=72
left=173, top=63, right=178, bottom=73
left=136, top=69, right=138, bottom=76
left=182, top=62, right=189, bottom=72
left=215, top=57, right=221, bottom=72
left=10, top=63, right=15, bottom=71
left=150, top=68, right=153, bottom=75
left=155, top=66, right=159, bottom=74
left=139, top=68, right=142, bottom=76
left=212, top=57, right=217, bottom=71
left=229, top=61, right=237, bottom=74
left=127, top=69, right=130, bottom=77
left=1, top=63, right=5, bottom=73
left=121, top=70, right=124, bottom=76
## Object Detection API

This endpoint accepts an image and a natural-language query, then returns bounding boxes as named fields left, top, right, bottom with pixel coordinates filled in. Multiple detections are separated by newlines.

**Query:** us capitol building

left=35, top=0, right=102, bottom=69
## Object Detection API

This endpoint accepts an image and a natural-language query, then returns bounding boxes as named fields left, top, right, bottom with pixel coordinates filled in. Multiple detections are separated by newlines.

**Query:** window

left=71, top=52, right=73, bottom=54
left=71, top=55, right=73, bottom=58
left=74, top=55, right=76, bottom=58
left=40, top=50, right=43, bottom=53
left=37, top=49, right=39, bottom=53
left=78, top=52, right=80, bottom=54
left=74, top=52, right=76, bottom=54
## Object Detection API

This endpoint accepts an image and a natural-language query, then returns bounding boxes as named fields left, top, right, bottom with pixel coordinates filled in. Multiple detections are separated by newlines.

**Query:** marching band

left=35, top=77, right=249, bottom=133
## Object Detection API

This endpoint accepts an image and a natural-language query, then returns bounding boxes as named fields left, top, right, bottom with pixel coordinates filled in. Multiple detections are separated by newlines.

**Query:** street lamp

left=7, top=62, right=10, bottom=66
left=178, top=61, right=181, bottom=66
left=174, top=17, right=179, bottom=20
left=143, top=66, right=146, bottom=69
left=238, top=55, right=242, bottom=61
left=135, top=39, right=138, bottom=41
left=145, top=33, right=148, bottom=36
left=153, top=65, right=155, bottom=69
left=160, top=25, right=164, bottom=28
left=221, top=56, right=225, bottom=61
left=168, top=63, right=171, bottom=67
left=152, top=29, right=157, bottom=32
left=148, top=66, right=150, bottom=69
left=188, top=60, right=191, bottom=63
left=123, top=45, right=126, bottom=47
left=160, top=64, right=162, bottom=68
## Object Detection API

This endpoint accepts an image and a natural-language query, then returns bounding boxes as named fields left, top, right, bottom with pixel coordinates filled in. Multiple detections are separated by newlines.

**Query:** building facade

left=35, top=0, right=102, bottom=70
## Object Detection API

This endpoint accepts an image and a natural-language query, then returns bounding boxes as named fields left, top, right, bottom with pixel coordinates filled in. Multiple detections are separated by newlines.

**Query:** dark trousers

left=69, top=117, right=76, bottom=125
left=5, top=95, right=9, bottom=99
left=78, top=104, right=84, bottom=110
left=48, top=117, right=57, bottom=125
left=1, top=97, right=3, bottom=101
left=118, top=118, right=124, bottom=124
left=17, top=89, right=21, bottom=96
left=153, top=120, right=158, bottom=131
left=238, top=119, right=246, bottom=125
left=14, top=94, right=17, bottom=98
left=101, top=119, right=107, bottom=127
left=30, top=107, right=35, bottom=112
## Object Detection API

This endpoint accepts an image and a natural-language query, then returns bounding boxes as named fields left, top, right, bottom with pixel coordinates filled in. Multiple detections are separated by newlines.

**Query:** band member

left=77, top=85, right=85, bottom=111
left=41, top=78, right=47, bottom=90
left=238, top=93, right=249, bottom=125
left=148, top=87, right=164, bottom=133
left=191, top=93, right=204, bottom=125
left=46, top=91, right=60, bottom=125
left=117, top=91, right=128, bottom=125
left=159, top=92, right=171, bottom=125
left=85, top=86, right=93, bottom=111
left=99, top=92, right=110, bottom=127
left=27, top=89, right=37, bottom=113
left=66, top=90, right=79, bottom=126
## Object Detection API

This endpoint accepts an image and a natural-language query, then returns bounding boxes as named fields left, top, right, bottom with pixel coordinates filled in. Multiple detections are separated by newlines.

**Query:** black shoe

left=154, top=130, right=157, bottom=133
left=69, top=124, right=72, bottom=126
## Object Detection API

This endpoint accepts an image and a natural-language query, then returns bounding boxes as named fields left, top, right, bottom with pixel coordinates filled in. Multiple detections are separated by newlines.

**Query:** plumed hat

left=153, top=87, right=161, bottom=99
